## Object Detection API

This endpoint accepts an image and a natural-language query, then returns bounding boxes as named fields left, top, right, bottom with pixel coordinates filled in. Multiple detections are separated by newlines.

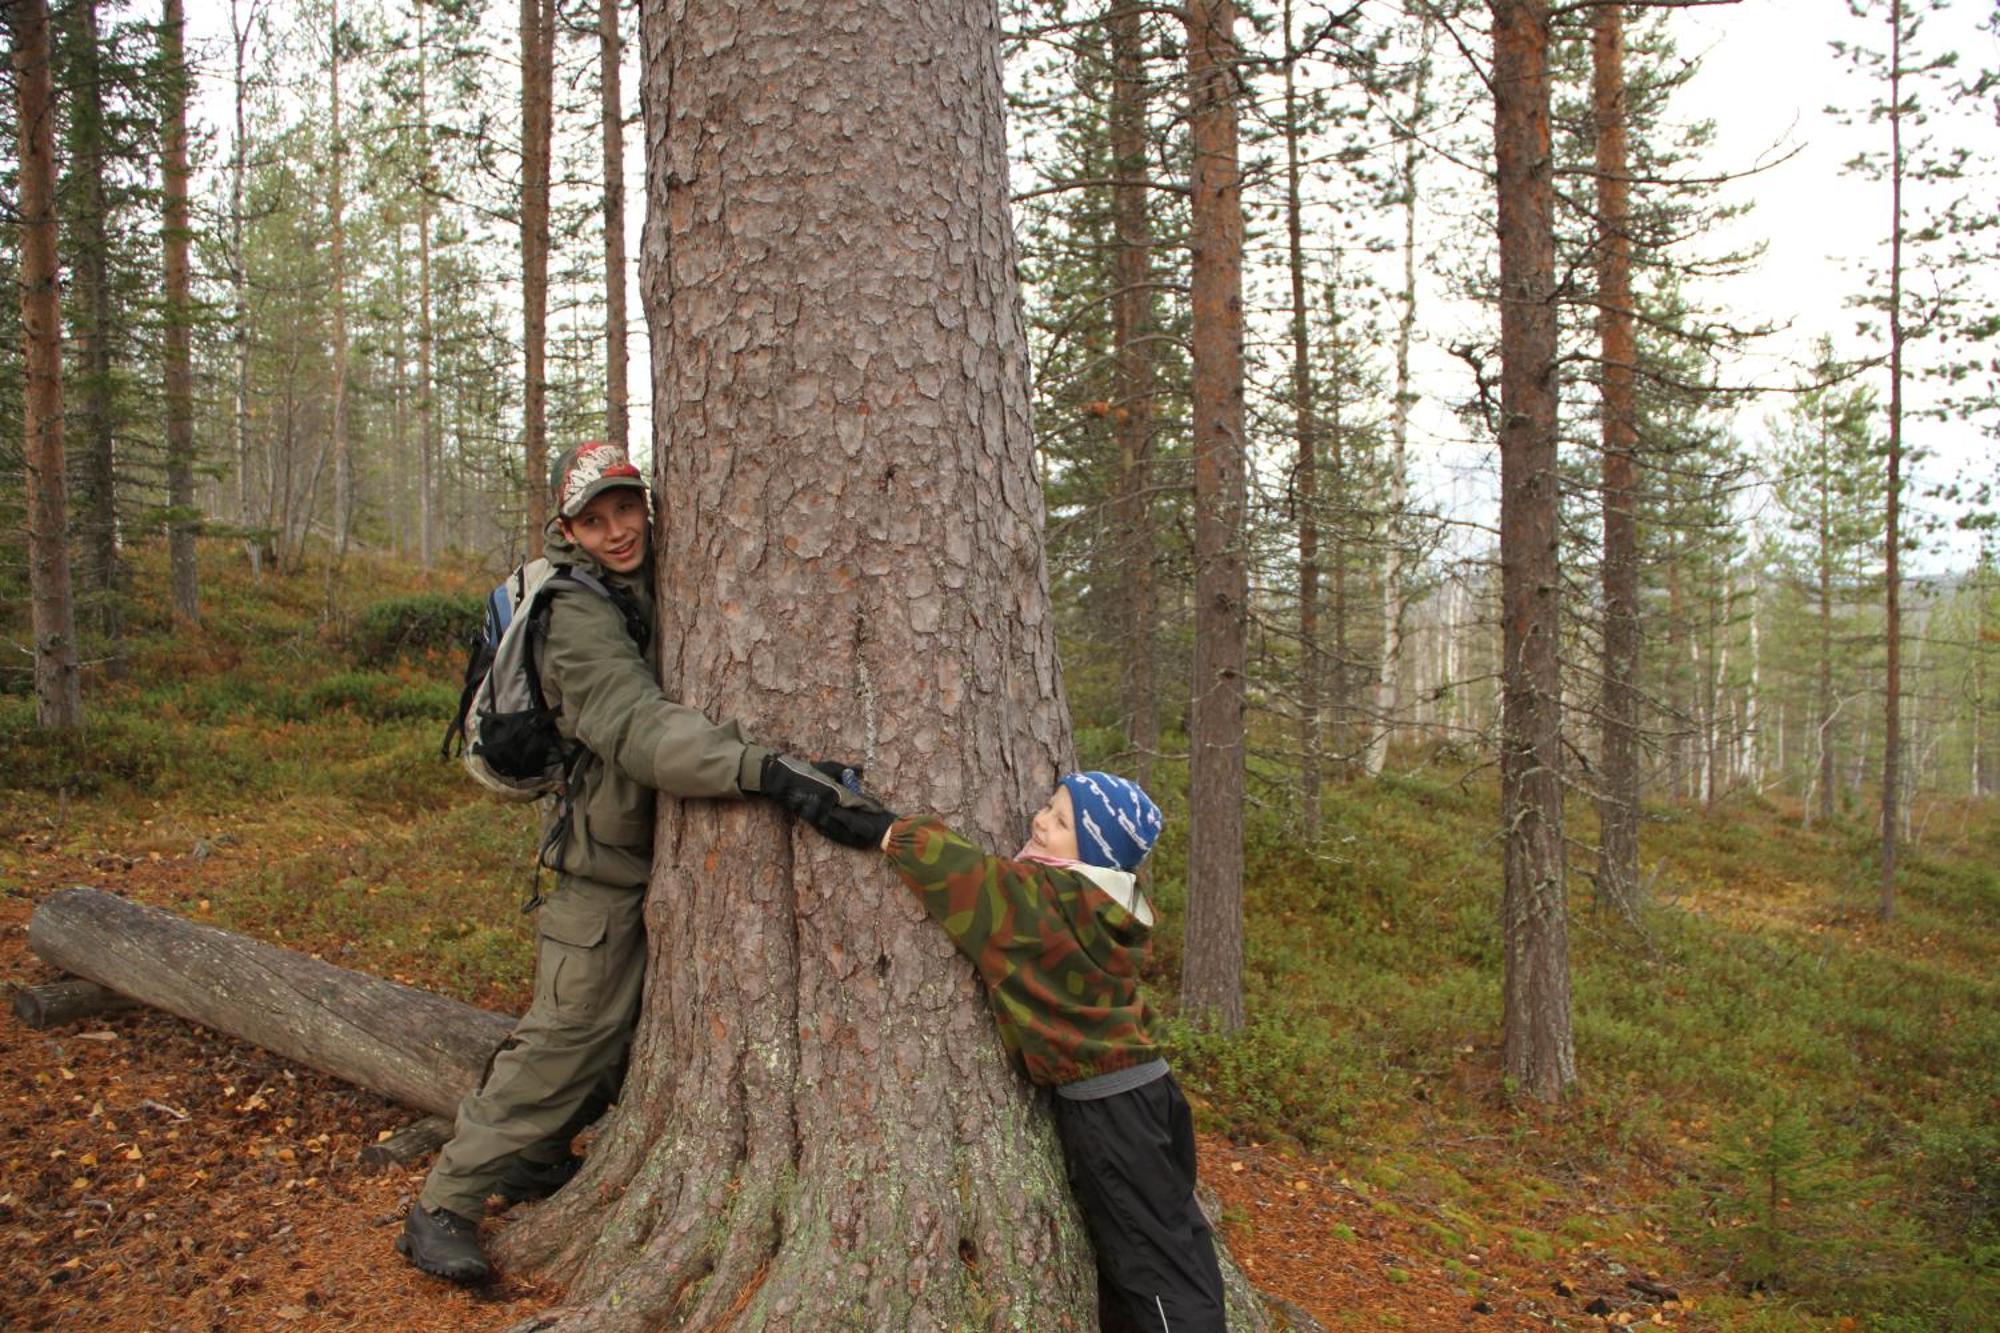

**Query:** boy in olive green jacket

left=400, top=442, right=875, bottom=1285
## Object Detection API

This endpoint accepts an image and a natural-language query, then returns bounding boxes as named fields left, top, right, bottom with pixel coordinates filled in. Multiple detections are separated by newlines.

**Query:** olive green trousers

left=419, top=877, right=643, bottom=1218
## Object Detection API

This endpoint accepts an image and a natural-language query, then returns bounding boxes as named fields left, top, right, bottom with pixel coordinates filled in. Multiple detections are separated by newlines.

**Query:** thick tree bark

left=1283, top=0, right=1321, bottom=836
left=1109, top=0, right=1158, bottom=791
left=1491, top=0, right=1574, bottom=1101
left=519, top=0, right=554, bottom=543
left=28, top=888, right=512, bottom=1117
left=599, top=0, right=628, bottom=452
left=13, top=0, right=83, bottom=730
left=163, top=0, right=198, bottom=621
left=1181, top=0, right=1248, bottom=1033
left=1593, top=2, right=1641, bottom=919
left=495, top=3, right=1093, bottom=1326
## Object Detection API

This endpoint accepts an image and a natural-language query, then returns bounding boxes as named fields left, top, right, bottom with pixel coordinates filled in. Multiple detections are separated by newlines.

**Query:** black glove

left=759, top=753, right=898, bottom=850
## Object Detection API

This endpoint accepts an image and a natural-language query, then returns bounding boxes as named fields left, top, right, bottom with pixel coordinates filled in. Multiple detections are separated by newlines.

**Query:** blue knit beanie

left=1059, top=772, right=1163, bottom=872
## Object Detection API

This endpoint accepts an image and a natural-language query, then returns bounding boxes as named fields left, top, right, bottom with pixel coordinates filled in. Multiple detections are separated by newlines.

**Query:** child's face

left=562, top=489, right=649, bottom=574
left=1025, top=785, right=1081, bottom=862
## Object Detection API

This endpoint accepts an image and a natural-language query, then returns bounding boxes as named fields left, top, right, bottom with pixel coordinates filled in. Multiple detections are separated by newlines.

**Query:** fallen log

left=12, top=977, right=141, bottom=1029
left=29, top=887, right=513, bottom=1118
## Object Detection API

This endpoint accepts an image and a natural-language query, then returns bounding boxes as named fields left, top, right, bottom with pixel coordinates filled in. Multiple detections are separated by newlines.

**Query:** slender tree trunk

left=231, top=0, right=264, bottom=576
left=492, top=4, right=1101, bottom=1325
left=1109, top=0, right=1157, bottom=790
left=599, top=0, right=628, bottom=451
left=1745, top=575, right=1762, bottom=785
left=1491, top=0, right=1573, bottom=1101
left=1880, top=0, right=1904, bottom=920
left=1182, top=0, right=1248, bottom=1033
left=392, top=221, right=410, bottom=554
left=14, top=0, right=83, bottom=730
left=67, top=0, right=123, bottom=648
left=328, top=0, right=352, bottom=560
left=1284, top=0, right=1320, bottom=834
left=520, top=0, right=554, bottom=541
left=1817, top=455, right=1836, bottom=826
left=1593, top=1, right=1641, bottom=918
left=1368, top=28, right=1428, bottom=779
left=162, top=0, right=198, bottom=621
left=416, top=0, right=436, bottom=568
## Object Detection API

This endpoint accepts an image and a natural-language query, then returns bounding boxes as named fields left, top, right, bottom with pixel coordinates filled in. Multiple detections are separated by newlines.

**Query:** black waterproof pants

left=1052, top=1071, right=1229, bottom=1333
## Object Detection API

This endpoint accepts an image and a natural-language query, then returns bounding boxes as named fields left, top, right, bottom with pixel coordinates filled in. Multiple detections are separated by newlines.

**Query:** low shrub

left=349, top=592, right=482, bottom=662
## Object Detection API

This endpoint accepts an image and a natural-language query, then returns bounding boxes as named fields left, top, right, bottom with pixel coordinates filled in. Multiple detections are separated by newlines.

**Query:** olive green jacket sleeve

left=540, top=586, right=767, bottom=799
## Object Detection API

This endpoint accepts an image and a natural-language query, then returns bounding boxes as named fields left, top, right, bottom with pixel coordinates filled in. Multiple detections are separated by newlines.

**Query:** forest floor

left=4, top=542, right=1989, bottom=1331
left=4, top=799, right=1698, bottom=1331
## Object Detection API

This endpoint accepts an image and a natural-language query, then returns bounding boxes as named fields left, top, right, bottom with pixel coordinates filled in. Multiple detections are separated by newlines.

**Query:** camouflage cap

left=552, top=441, right=646, bottom=519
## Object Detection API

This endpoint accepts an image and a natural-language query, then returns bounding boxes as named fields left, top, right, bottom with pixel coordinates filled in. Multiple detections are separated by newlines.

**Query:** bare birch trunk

left=493, top=3, right=1094, bottom=1325
left=1491, top=0, right=1574, bottom=1101
left=1593, top=2, right=1641, bottom=918
left=1182, top=0, right=1248, bottom=1033
left=13, top=0, right=82, bottom=730
left=163, top=0, right=198, bottom=621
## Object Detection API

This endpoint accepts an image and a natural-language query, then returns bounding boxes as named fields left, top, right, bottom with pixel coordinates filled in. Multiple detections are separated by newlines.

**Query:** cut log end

left=11, top=978, right=141, bottom=1030
left=359, top=1115, right=456, bottom=1173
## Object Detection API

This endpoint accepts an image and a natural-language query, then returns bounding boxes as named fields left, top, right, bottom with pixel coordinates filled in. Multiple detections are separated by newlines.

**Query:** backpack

left=441, top=558, right=645, bottom=802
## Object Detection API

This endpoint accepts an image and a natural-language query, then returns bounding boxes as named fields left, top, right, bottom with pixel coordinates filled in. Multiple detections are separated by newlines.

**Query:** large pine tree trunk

left=1593, top=1, right=1641, bottom=918
left=162, top=0, right=198, bottom=622
left=494, top=3, right=1095, bottom=1325
left=1181, top=0, right=1248, bottom=1033
left=599, top=0, right=628, bottom=453
left=519, top=0, right=553, bottom=542
left=1491, top=0, right=1574, bottom=1100
left=13, top=0, right=82, bottom=730
left=1109, top=0, right=1158, bottom=791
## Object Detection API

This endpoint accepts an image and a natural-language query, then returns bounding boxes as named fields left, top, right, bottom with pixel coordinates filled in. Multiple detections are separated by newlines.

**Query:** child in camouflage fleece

left=786, top=770, right=1228, bottom=1332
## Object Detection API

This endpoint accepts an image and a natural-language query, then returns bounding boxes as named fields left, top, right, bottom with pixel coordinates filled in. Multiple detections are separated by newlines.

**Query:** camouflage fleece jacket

left=883, top=815, right=1159, bottom=1088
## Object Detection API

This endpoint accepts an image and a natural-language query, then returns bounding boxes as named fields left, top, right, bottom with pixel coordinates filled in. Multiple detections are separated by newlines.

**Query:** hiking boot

left=397, top=1203, right=492, bottom=1285
left=495, top=1152, right=583, bottom=1205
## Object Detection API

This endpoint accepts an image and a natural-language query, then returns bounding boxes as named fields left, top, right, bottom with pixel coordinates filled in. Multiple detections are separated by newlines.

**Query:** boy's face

left=561, top=488, right=649, bottom=574
left=1026, top=785, right=1081, bottom=863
